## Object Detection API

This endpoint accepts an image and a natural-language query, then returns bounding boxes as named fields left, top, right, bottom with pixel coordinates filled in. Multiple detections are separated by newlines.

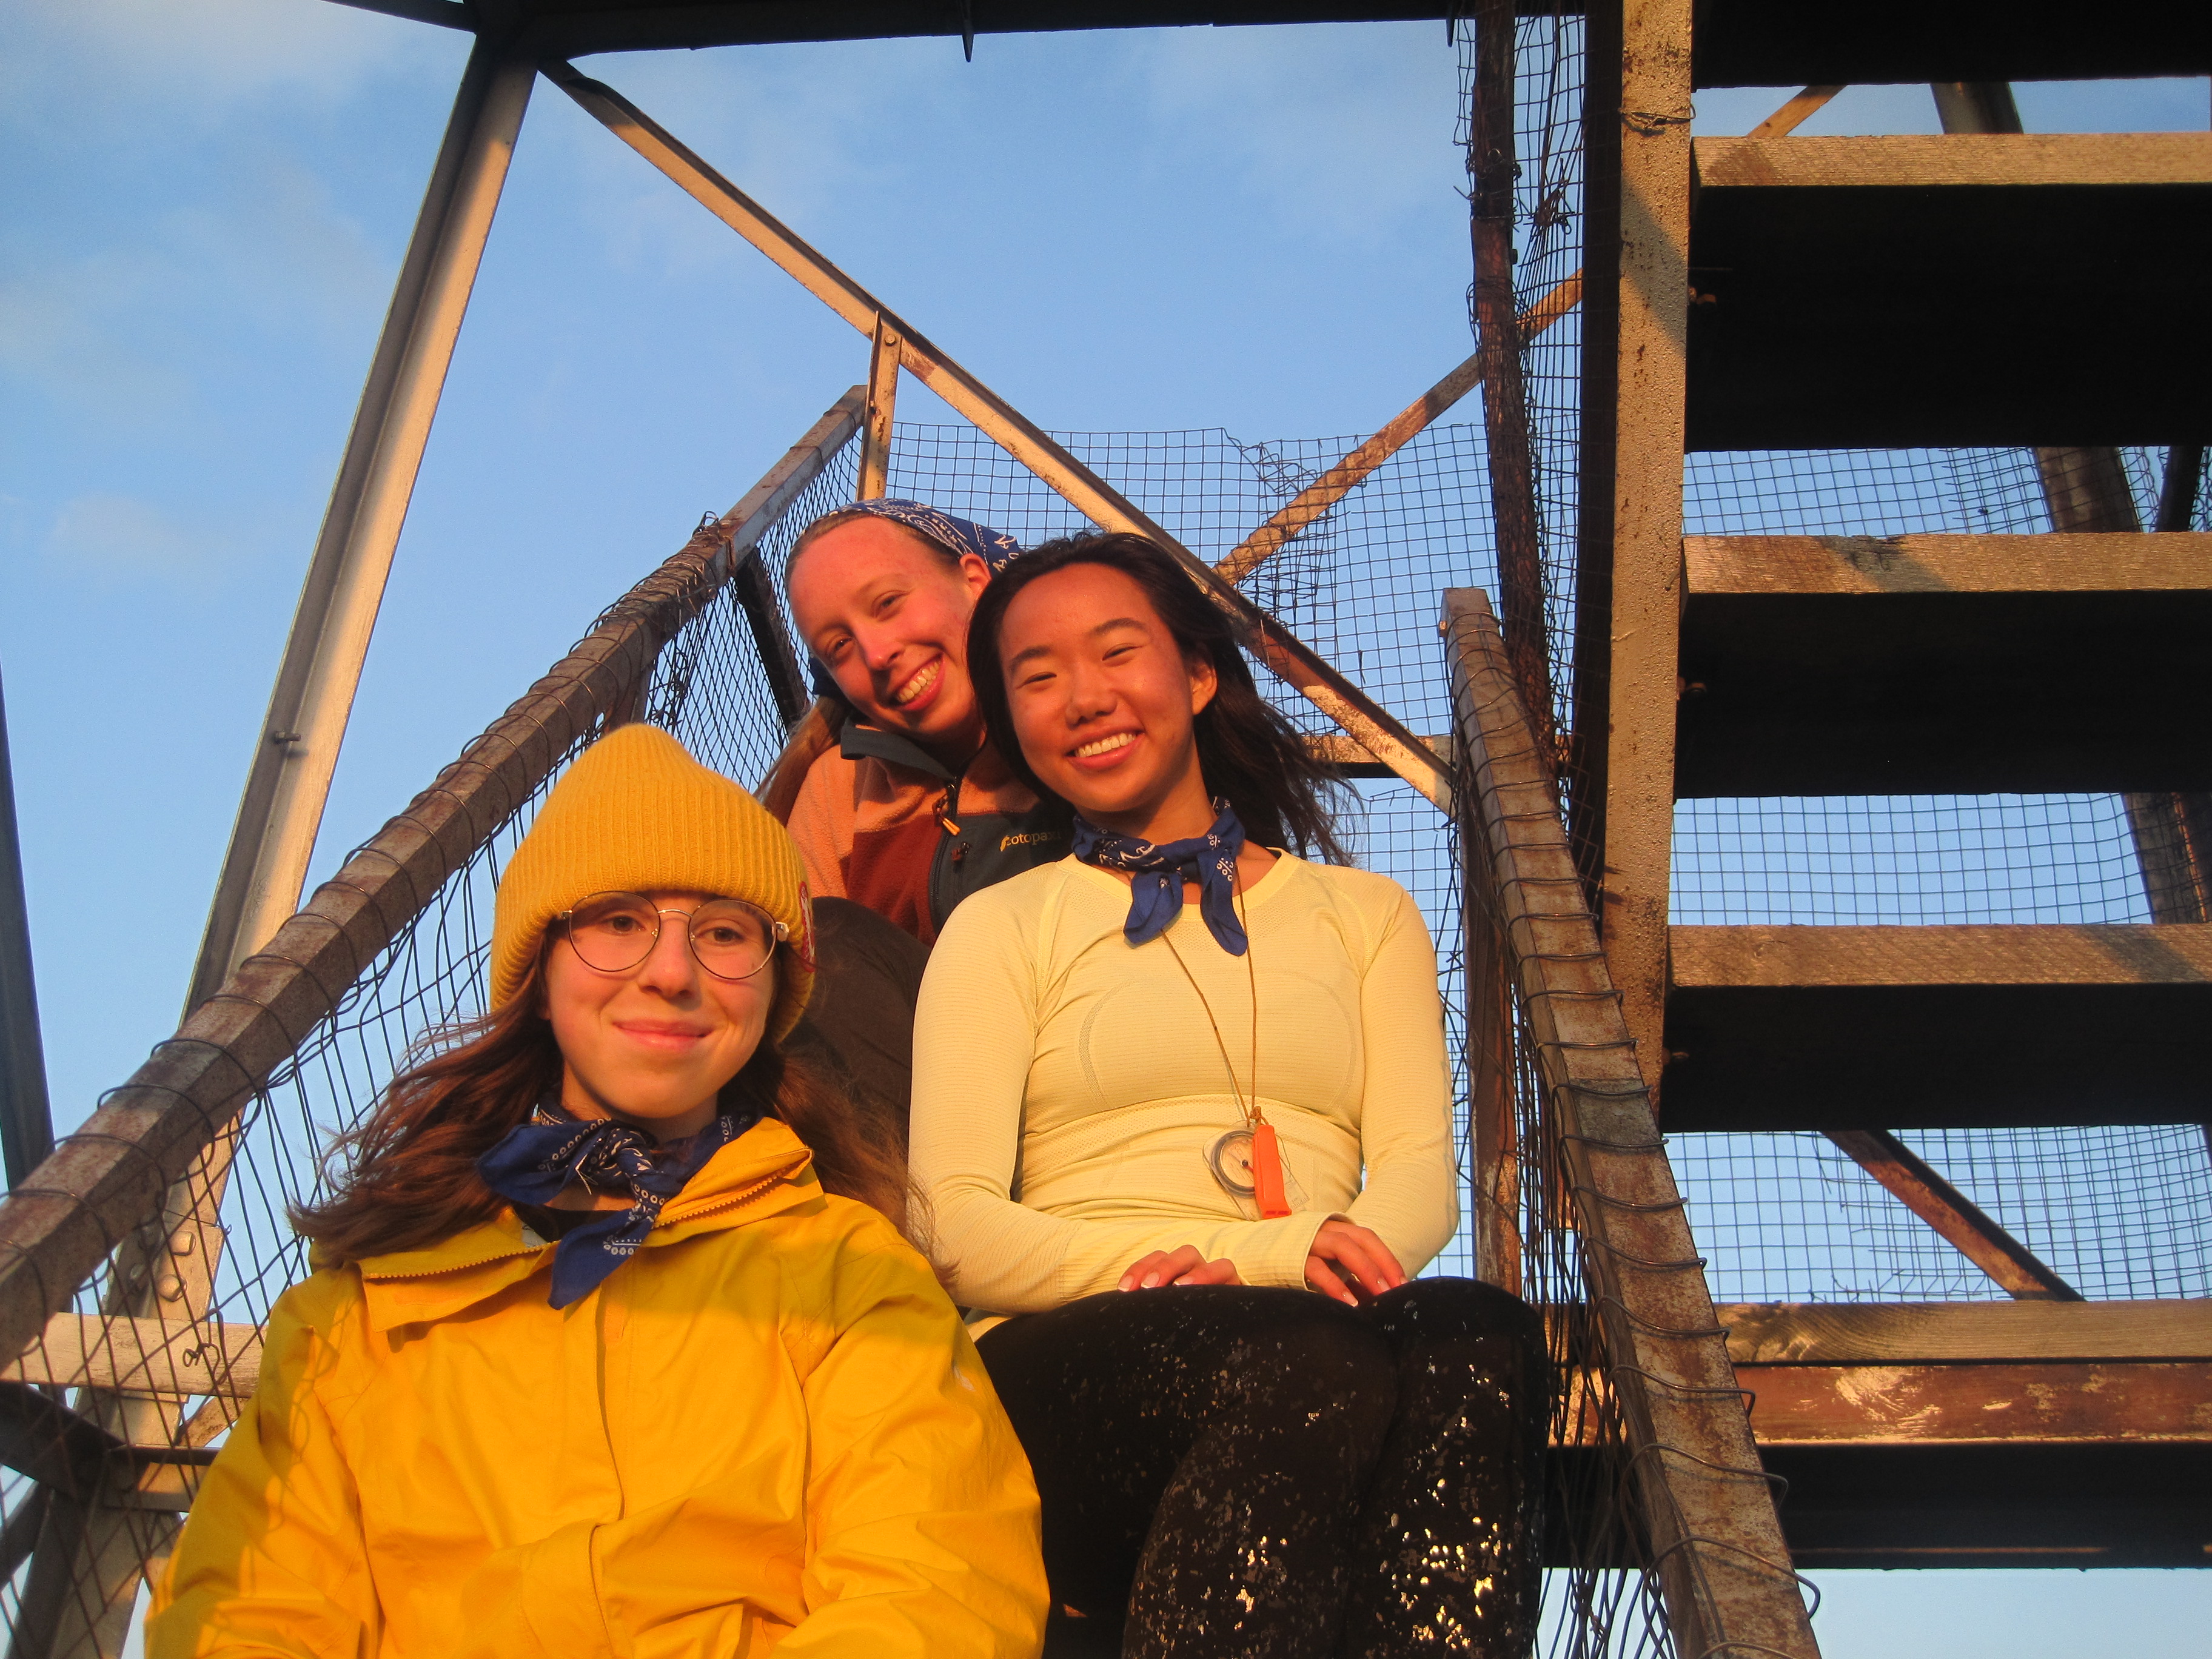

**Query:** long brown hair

left=292, top=954, right=909, bottom=1263
left=968, top=532, right=1350, bottom=863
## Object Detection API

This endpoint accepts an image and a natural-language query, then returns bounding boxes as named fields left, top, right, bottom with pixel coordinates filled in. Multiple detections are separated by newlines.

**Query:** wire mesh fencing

left=0, top=422, right=859, bottom=1658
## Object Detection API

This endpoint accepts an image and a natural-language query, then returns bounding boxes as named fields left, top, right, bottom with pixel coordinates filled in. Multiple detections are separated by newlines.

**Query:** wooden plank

left=1445, top=586, right=1817, bottom=1658
left=1589, top=0, right=1694, bottom=1095
left=1737, top=1361, right=2212, bottom=1446
left=1719, top=1299, right=2212, bottom=1365
left=1671, top=923, right=2212, bottom=988
left=1695, top=132, right=2212, bottom=189
left=1683, top=532, right=2212, bottom=595
left=1823, top=1130, right=2080, bottom=1301
left=2, top=1315, right=263, bottom=1400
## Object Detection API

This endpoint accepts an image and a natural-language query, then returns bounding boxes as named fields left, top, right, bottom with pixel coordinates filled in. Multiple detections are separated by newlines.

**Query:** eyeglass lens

left=563, top=893, right=777, bottom=980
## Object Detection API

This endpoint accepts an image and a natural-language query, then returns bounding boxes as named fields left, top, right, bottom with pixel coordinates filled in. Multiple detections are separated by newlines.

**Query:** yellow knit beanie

left=489, top=724, right=815, bottom=1040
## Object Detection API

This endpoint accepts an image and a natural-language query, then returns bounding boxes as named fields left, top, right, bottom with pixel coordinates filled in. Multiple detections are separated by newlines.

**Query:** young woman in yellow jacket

left=149, top=724, right=1048, bottom=1659
left=910, top=535, right=1546, bottom=1658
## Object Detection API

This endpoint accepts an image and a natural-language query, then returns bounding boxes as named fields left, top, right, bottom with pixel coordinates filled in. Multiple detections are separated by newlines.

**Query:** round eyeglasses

left=554, top=892, right=786, bottom=982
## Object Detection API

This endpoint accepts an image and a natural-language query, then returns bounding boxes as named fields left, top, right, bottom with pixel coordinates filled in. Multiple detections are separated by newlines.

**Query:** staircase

left=1581, top=0, right=2212, bottom=1569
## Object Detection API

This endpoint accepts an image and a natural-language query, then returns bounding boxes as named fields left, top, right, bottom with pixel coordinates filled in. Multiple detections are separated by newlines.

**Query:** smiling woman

left=144, top=723, right=1048, bottom=1659
left=912, top=534, right=1547, bottom=1658
left=771, top=498, right=1071, bottom=944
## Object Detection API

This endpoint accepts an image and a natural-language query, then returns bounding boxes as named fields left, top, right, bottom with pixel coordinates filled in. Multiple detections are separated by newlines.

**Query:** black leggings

left=975, top=1278, right=1546, bottom=1658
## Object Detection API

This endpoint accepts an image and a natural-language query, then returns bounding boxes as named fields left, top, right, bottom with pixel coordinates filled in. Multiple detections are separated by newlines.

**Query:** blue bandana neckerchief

left=1072, top=799, right=1249, bottom=956
left=477, top=1104, right=758, bottom=1307
left=803, top=500, right=1023, bottom=702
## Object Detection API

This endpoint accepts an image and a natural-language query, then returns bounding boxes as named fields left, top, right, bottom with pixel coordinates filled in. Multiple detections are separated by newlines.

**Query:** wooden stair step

left=1663, top=924, right=2212, bottom=1129
left=1677, top=532, right=2212, bottom=796
left=1683, top=134, right=2212, bottom=449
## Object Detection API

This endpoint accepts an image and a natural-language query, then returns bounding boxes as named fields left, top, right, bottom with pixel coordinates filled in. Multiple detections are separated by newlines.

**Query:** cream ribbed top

left=908, top=852, right=1458, bottom=1321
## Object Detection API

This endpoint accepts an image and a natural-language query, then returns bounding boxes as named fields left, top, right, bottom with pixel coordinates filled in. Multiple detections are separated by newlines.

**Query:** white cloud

left=3, top=0, right=455, bottom=115
left=1127, top=23, right=1464, bottom=241
left=45, top=493, right=223, bottom=582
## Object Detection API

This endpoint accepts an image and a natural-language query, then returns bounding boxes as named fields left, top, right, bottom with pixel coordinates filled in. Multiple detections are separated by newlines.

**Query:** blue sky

left=3, top=2, right=2208, bottom=1651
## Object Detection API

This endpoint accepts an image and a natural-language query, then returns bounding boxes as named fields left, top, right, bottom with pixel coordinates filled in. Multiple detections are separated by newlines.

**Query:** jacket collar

left=840, top=720, right=954, bottom=782
left=352, top=1118, right=820, bottom=1332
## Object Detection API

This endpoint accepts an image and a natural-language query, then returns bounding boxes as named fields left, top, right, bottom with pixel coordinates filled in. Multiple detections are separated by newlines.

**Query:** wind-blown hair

left=292, top=953, right=908, bottom=1263
left=967, top=532, right=1349, bottom=864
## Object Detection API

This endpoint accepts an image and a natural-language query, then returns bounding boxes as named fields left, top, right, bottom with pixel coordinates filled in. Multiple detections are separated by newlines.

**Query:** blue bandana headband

left=477, top=1104, right=757, bottom=1307
left=1072, top=799, right=1249, bottom=956
left=800, top=500, right=1023, bottom=702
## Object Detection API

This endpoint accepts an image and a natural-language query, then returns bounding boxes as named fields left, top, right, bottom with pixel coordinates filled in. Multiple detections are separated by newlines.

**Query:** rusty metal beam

left=1744, top=84, right=1844, bottom=139
left=857, top=315, right=901, bottom=501
left=726, top=389, right=864, bottom=733
left=1467, top=0, right=1561, bottom=770
left=1445, top=586, right=1818, bottom=1658
left=1822, top=1130, right=2080, bottom=1301
left=545, top=60, right=1453, bottom=812
left=1211, top=274, right=1583, bottom=591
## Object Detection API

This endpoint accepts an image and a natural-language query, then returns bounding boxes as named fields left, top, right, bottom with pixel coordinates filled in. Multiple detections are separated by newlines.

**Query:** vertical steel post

left=857, top=314, right=902, bottom=500
left=184, top=41, right=535, bottom=1017
left=0, top=663, right=53, bottom=1189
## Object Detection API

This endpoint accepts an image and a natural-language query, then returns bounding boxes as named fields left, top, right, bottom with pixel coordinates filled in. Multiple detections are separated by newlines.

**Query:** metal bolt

left=169, top=1228, right=196, bottom=1256
left=269, top=728, right=301, bottom=745
left=155, top=1274, right=186, bottom=1302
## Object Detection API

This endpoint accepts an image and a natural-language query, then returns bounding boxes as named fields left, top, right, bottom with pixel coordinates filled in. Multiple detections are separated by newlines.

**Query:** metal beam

left=186, top=43, right=534, bottom=1017
left=546, top=61, right=1455, bottom=811
left=858, top=316, right=901, bottom=501
left=1744, top=84, right=1844, bottom=139
left=0, top=663, right=53, bottom=1188
left=1211, top=275, right=1581, bottom=590
left=1822, top=1130, right=2080, bottom=1301
left=1445, top=587, right=1818, bottom=1659
left=1467, top=0, right=1561, bottom=769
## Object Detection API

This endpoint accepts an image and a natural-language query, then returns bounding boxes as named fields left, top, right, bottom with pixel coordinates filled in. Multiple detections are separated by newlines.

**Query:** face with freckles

left=996, top=562, right=1219, bottom=843
left=787, top=519, right=993, bottom=762
left=540, top=889, right=774, bottom=1142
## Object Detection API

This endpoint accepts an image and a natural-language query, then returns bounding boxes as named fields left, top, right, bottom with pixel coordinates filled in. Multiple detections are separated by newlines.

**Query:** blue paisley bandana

left=477, top=1104, right=758, bottom=1307
left=802, top=500, right=1023, bottom=702
left=1072, top=799, right=1249, bottom=956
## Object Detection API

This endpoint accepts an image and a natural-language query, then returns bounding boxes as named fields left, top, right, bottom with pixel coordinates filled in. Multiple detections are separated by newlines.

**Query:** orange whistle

left=1250, top=1121, right=1292, bottom=1219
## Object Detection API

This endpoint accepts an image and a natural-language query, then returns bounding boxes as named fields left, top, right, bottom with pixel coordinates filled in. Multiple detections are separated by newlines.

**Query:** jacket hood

left=352, top=1117, right=821, bottom=1332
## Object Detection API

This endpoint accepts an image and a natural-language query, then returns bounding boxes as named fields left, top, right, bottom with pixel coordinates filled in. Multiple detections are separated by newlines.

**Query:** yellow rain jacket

left=149, top=1119, right=1048, bottom=1658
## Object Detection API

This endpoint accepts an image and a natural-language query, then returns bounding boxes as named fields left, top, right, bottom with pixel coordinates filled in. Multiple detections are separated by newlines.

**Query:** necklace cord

left=1159, top=869, right=1261, bottom=1130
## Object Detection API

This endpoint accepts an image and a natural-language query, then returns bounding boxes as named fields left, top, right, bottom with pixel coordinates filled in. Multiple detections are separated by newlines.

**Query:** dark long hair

left=967, top=532, right=1349, bottom=863
left=292, top=953, right=909, bottom=1264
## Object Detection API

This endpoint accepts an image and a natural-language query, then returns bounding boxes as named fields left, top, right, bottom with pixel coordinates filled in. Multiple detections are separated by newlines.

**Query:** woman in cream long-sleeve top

left=910, top=533, right=1547, bottom=1659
